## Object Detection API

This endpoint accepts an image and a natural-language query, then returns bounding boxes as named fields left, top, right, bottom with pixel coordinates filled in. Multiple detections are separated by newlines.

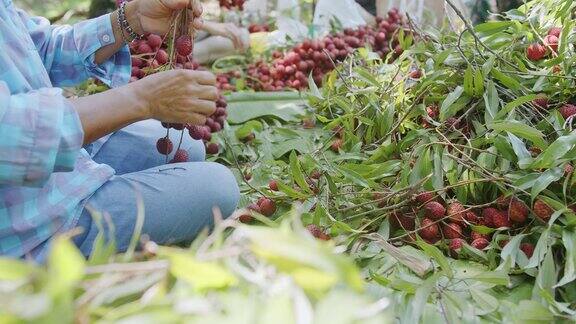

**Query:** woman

left=0, top=0, right=240, bottom=261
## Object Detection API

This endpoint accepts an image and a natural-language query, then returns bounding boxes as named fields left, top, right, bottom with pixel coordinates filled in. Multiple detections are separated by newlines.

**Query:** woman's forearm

left=69, top=85, right=149, bottom=145
left=94, top=2, right=142, bottom=65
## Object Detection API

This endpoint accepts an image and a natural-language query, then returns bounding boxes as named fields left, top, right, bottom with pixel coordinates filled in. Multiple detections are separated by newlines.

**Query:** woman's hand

left=129, top=69, right=218, bottom=125
left=201, top=21, right=249, bottom=50
left=125, top=0, right=204, bottom=36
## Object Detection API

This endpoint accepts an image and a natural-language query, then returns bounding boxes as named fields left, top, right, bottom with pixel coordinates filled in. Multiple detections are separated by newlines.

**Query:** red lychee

left=147, top=34, right=163, bottom=48
left=464, top=211, right=479, bottom=224
left=533, top=94, right=549, bottom=109
left=471, top=231, right=490, bottom=242
left=533, top=199, right=553, bottom=221
left=170, top=149, right=189, bottom=163
left=419, top=218, right=440, bottom=241
left=330, top=138, right=343, bottom=152
left=269, top=180, right=279, bottom=191
left=258, top=197, right=277, bottom=217
left=156, top=137, right=173, bottom=155
left=449, top=238, right=465, bottom=252
left=526, top=43, right=547, bottom=61
left=442, top=223, right=463, bottom=239
left=548, top=27, right=562, bottom=38
left=471, top=238, right=489, bottom=250
left=206, top=143, right=219, bottom=155
left=520, top=242, right=535, bottom=258
left=508, top=197, right=529, bottom=224
left=424, top=201, right=446, bottom=220
left=390, top=212, right=416, bottom=231
left=447, top=202, right=466, bottom=223
left=306, top=224, right=330, bottom=241
left=176, top=35, right=193, bottom=57
left=559, top=104, right=576, bottom=119
left=492, top=210, right=511, bottom=228
left=415, top=191, right=435, bottom=205
left=544, top=34, right=559, bottom=53
left=482, top=208, right=500, bottom=228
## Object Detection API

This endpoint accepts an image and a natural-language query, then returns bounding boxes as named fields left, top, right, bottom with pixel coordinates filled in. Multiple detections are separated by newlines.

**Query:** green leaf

left=416, top=241, right=453, bottom=277
left=495, top=95, right=537, bottom=120
left=470, top=288, right=499, bottom=315
left=402, top=272, right=441, bottom=324
left=464, top=66, right=474, bottom=97
left=491, top=69, right=521, bottom=90
left=47, top=236, right=85, bottom=296
left=490, top=122, right=547, bottom=150
left=0, top=259, right=35, bottom=280
left=530, top=132, right=576, bottom=169
left=276, top=181, right=309, bottom=200
left=530, top=167, right=564, bottom=200
left=226, top=92, right=306, bottom=124
left=168, top=252, right=237, bottom=292
left=483, top=80, right=499, bottom=122
left=439, top=87, right=470, bottom=121
left=556, top=230, right=576, bottom=287
left=289, top=151, right=312, bottom=193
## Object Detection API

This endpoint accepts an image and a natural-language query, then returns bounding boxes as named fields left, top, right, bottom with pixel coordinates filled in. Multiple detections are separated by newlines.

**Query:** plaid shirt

left=0, top=0, right=130, bottom=260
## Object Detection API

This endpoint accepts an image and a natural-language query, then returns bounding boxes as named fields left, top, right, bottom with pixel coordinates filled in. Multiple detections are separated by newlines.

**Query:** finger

left=175, top=98, right=217, bottom=116
left=186, top=84, right=218, bottom=101
left=163, top=0, right=189, bottom=10
left=191, top=18, right=204, bottom=31
left=189, top=71, right=217, bottom=85
left=184, top=113, right=208, bottom=126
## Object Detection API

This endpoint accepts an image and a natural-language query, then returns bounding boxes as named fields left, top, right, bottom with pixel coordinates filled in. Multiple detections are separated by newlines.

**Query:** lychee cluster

left=248, top=24, right=270, bottom=33
left=238, top=197, right=277, bottom=223
left=216, top=9, right=406, bottom=92
left=526, top=27, right=560, bottom=61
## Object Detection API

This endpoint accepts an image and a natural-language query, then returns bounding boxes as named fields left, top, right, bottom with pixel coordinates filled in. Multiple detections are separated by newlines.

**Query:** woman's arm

left=376, top=0, right=388, bottom=18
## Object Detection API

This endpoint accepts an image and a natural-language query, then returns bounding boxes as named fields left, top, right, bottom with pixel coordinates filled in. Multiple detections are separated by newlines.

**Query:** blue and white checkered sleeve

left=0, top=82, right=83, bottom=187
left=17, top=10, right=131, bottom=88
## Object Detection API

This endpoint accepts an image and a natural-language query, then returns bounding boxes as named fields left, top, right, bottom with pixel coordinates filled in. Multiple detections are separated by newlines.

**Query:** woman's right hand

left=129, top=69, right=218, bottom=125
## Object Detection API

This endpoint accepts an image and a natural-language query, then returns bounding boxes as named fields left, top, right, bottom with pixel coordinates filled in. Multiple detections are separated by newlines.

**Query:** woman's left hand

left=125, top=0, right=204, bottom=36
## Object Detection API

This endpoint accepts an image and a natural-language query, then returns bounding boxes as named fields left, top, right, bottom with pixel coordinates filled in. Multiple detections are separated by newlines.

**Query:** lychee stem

left=175, top=128, right=185, bottom=153
left=165, top=128, right=170, bottom=164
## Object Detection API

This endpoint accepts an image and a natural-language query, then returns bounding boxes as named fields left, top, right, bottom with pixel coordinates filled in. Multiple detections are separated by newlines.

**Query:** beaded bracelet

left=118, top=1, right=143, bottom=42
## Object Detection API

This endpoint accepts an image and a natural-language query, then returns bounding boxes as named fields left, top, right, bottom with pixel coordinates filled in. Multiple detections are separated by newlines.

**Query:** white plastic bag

left=313, top=0, right=367, bottom=36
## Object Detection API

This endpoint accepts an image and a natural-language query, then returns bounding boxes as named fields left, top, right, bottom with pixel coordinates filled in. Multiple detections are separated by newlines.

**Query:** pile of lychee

left=389, top=192, right=558, bottom=259
left=216, top=8, right=406, bottom=92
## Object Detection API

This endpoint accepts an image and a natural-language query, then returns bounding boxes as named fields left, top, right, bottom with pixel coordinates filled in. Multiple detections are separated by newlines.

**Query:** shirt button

left=102, top=34, right=111, bottom=43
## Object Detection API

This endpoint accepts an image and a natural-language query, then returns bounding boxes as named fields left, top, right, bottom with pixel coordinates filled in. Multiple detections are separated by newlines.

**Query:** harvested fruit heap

left=216, top=9, right=406, bottom=92
left=221, top=1, right=576, bottom=320
left=124, top=2, right=227, bottom=158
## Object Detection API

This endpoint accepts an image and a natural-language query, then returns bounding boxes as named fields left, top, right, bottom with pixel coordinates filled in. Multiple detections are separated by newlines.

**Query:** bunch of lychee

left=219, top=0, right=244, bottom=10
left=391, top=192, right=548, bottom=259
left=526, top=27, right=561, bottom=61
left=216, top=8, right=406, bottom=92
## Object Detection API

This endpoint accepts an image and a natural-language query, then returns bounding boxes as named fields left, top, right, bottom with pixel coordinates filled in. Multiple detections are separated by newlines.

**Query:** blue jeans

left=72, top=120, right=240, bottom=257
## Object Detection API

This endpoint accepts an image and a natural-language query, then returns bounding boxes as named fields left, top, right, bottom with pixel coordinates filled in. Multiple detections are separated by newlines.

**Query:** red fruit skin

left=471, top=231, right=490, bottom=242
left=419, top=218, right=440, bottom=241
left=137, top=43, right=153, bottom=55
left=156, top=137, right=173, bottom=155
left=492, top=211, right=511, bottom=229
left=565, top=164, right=574, bottom=175
left=239, top=203, right=260, bottom=223
left=442, top=223, right=463, bottom=239
left=176, top=35, right=193, bottom=57
left=205, top=143, right=219, bottom=155
left=188, top=125, right=204, bottom=140
left=447, top=202, right=466, bottom=223
left=307, top=224, right=330, bottom=240
left=415, top=192, right=435, bottom=205
left=533, top=199, right=553, bottom=221
left=390, top=212, right=416, bottom=231
left=464, top=211, right=479, bottom=225
left=269, top=180, right=279, bottom=191
left=471, top=238, right=490, bottom=250
left=170, top=149, right=189, bottom=163
left=330, top=139, right=343, bottom=152
left=533, top=95, right=549, bottom=109
left=508, top=198, right=529, bottom=224
left=424, top=201, right=446, bottom=220
left=544, top=35, right=559, bottom=53
left=520, top=243, right=535, bottom=258
left=147, top=34, right=163, bottom=48
left=559, top=104, right=576, bottom=119
left=409, top=69, right=422, bottom=79
left=548, top=27, right=562, bottom=38
left=258, top=198, right=277, bottom=217
left=526, top=43, right=547, bottom=61
left=449, top=238, right=465, bottom=252
left=482, top=208, right=500, bottom=228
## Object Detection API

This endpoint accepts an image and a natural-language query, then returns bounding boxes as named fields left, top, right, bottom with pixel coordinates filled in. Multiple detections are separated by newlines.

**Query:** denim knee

left=180, top=135, right=206, bottom=162
left=201, top=162, right=240, bottom=218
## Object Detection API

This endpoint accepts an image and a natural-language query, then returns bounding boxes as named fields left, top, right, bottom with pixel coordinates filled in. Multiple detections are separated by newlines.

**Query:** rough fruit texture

left=424, top=201, right=446, bottom=220
left=533, top=199, right=553, bottom=221
left=520, top=243, right=535, bottom=258
left=419, top=218, right=440, bottom=241
left=258, top=198, right=277, bottom=217
left=307, top=224, right=330, bottom=241
left=390, top=212, right=415, bottom=231
left=269, top=180, right=279, bottom=191
left=482, top=208, right=500, bottom=228
left=170, top=149, right=188, bottom=163
left=471, top=231, right=489, bottom=242
left=330, top=138, right=343, bottom=152
left=449, top=238, right=465, bottom=251
left=492, top=210, right=511, bottom=228
left=548, top=27, right=562, bottom=38
left=508, top=197, right=529, bottom=223
left=533, top=95, right=549, bottom=109
left=447, top=202, right=466, bottom=223
left=442, top=223, right=463, bottom=239
left=206, top=143, right=219, bottom=155
left=415, top=191, right=435, bottom=205
left=471, top=238, right=489, bottom=250
left=560, top=104, right=576, bottom=119
left=544, top=35, right=559, bottom=53
left=464, top=211, right=479, bottom=224
left=156, top=137, right=173, bottom=155
left=526, top=43, right=547, bottom=61
left=176, top=35, right=193, bottom=57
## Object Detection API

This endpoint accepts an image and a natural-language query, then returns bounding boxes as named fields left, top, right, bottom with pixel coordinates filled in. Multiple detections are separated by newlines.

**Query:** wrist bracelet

left=119, top=1, right=143, bottom=42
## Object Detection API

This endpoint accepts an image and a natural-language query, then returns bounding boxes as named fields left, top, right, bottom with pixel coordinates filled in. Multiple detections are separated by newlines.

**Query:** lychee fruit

left=137, top=42, right=152, bottom=54
left=176, top=35, right=193, bottom=57
left=544, top=34, right=559, bottom=53
left=449, top=238, right=465, bottom=252
left=565, top=164, right=574, bottom=175
left=471, top=231, right=489, bottom=242
left=205, top=143, right=219, bottom=155
left=156, top=49, right=169, bottom=65
left=330, top=138, right=343, bottom=152
left=306, top=224, right=330, bottom=241
left=471, top=237, right=490, bottom=250
left=526, top=43, right=547, bottom=61
left=310, top=170, right=322, bottom=180
left=491, top=210, right=511, bottom=228
left=442, top=223, right=463, bottom=239
left=508, top=197, right=529, bottom=224
left=424, top=201, right=446, bottom=220
left=239, top=203, right=260, bottom=223
left=188, top=125, right=204, bottom=140
left=419, top=218, right=440, bottom=241
left=170, top=149, right=189, bottom=163
left=559, top=104, right=576, bottom=119
left=156, top=137, right=173, bottom=155
left=258, top=197, right=277, bottom=217
left=482, top=208, right=500, bottom=228
left=520, top=242, right=535, bottom=258
left=533, top=94, right=549, bottom=109
left=415, top=191, right=435, bottom=205
left=464, top=211, right=479, bottom=224
left=147, top=34, right=163, bottom=48
left=269, top=180, right=279, bottom=191
left=390, top=212, right=416, bottom=231
left=409, top=69, right=422, bottom=79
left=447, top=202, right=466, bottom=223
left=533, top=199, right=553, bottom=221
left=548, top=27, right=562, bottom=38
